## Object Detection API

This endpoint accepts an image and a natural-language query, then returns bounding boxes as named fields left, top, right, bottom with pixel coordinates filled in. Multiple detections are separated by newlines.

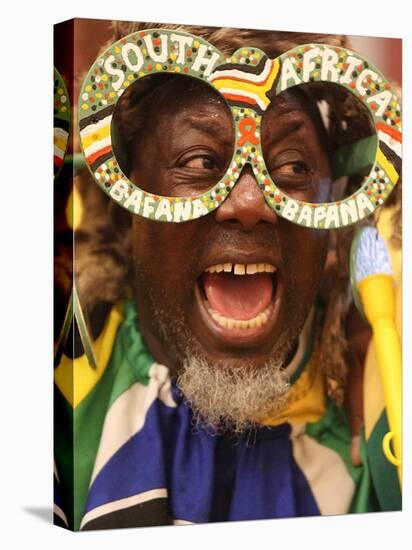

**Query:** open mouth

left=195, top=261, right=282, bottom=345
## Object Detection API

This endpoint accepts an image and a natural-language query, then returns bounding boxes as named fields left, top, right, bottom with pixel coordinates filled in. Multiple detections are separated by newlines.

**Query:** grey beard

left=177, top=349, right=291, bottom=435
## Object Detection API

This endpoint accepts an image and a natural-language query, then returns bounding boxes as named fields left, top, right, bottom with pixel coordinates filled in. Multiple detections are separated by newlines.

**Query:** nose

left=215, top=164, right=278, bottom=231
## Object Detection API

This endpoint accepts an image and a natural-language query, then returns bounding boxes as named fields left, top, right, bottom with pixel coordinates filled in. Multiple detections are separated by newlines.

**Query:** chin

left=176, top=350, right=291, bottom=435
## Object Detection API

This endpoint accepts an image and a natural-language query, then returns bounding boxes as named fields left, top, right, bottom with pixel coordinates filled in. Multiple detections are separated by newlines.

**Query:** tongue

left=202, top=272, right=274, bottom=320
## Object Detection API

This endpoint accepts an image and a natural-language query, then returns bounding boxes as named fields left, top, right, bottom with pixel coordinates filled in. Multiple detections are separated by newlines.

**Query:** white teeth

left=205, top=262, right=276, bottom=275
left=234, top=264, right=246, bottom=275
left=206, top=302, right=273, bottom=330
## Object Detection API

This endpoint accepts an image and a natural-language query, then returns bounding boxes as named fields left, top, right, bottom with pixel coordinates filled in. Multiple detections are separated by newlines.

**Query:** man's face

left=125, top=76, right=331, bottom=426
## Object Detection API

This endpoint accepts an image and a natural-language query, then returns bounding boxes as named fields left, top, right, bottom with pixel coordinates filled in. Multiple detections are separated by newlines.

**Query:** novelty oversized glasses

left=79, top=29, right=401, bottom=229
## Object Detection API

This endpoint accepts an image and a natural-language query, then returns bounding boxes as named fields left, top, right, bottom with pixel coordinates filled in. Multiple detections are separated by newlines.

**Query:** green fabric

left=54, top=386, right=74, bottom=528
left=55, top=300, right=154, bottom=530
left=331, top=135, right=377, bottom=179
left=305, top=400, right=378, bottom=513
left=366, top=411, right=402, bottom=511
left=350, top=431, right=380, bottom=512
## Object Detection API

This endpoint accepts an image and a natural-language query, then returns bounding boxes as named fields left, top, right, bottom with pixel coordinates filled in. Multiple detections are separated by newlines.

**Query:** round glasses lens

left=261, top=82, right=377, bottom=204
left=111, top=73, right=235, bottom=198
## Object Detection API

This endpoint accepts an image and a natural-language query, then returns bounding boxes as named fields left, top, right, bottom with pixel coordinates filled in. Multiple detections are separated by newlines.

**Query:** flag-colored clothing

left=54, top=297, right=401, bottom=530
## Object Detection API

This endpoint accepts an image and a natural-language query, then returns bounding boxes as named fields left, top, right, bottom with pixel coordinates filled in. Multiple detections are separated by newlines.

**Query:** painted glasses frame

left=54, top=67, right=70, bottom=179
left=79, top=29, right=402, bottom=229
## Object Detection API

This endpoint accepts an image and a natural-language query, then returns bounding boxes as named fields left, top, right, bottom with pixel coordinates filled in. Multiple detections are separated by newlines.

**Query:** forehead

left=134, top=74, right=323, bottom=132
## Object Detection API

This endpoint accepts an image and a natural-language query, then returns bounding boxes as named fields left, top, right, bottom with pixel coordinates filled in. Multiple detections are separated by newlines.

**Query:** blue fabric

left=85, top=382, right=320, bottom=523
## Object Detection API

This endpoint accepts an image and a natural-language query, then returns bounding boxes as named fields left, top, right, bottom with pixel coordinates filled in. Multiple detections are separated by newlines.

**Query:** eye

left=267, top=152, right=315, bottom=195
left=274, top=160, right=311, bottom=176
left=183, top=155, right=219, bottom=171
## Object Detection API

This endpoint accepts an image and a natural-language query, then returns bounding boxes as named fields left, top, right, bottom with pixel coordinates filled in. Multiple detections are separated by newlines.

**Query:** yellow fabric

left=54, top=303, right=124, bottom=409
left=262, top=350, right=326, bottom=427
left=364, top=207, right=402, bottom=440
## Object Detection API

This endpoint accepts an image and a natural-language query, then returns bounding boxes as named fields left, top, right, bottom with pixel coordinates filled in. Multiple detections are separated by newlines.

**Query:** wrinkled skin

left=125, top=76, right=331, bottom=376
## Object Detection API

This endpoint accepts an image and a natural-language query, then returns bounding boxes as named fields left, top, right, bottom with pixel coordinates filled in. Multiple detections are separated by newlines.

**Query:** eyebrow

left=263, top=115, right=307, bottom=150
left=180, top=114, right=234, bottom=148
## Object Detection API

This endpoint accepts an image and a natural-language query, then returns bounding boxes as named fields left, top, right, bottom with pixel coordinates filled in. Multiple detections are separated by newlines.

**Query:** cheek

left=282, top=225, right=329, bottom=299
left=131, top=217, right=203, bottom=296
